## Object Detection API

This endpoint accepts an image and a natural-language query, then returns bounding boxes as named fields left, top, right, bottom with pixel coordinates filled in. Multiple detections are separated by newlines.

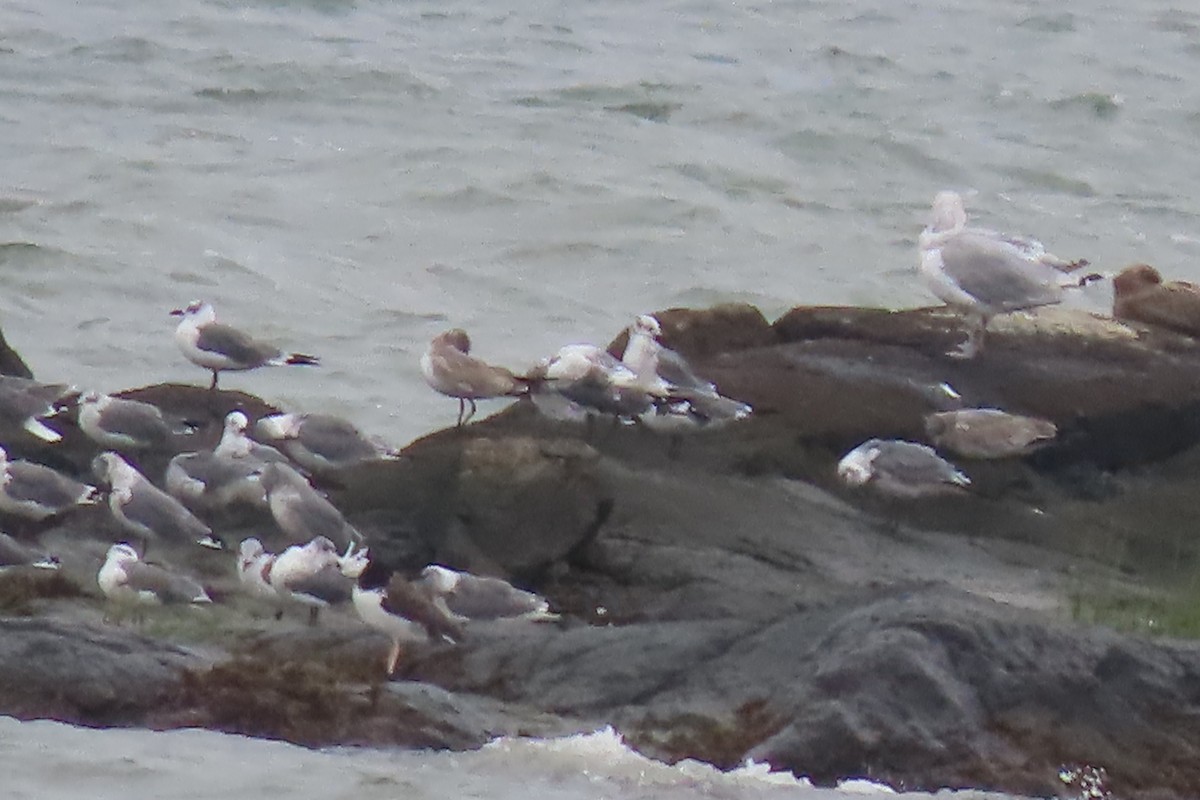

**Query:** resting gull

left=837, top=438, right=970, bottom=498
left=165, top=449, right=267, bottom=511
left=621, top=314, right=752, bottom=425
left=236, top=537, right=278, bottom=603
left=0, top=531, right=58, bottom=570
left=1112, top=263, right=1200, bottom=337
left=527, top=343, right=660, bottom=422
left=266, top=535, right=353, bottom=624
left=214, top=410, right=288, bottom=464
left=0, top=375, right=73, bottom=443
left=924, top=408, right=1057, bottom=460
left=419, top=564, right=558, bottom=623
left=0, top=446, right=99, bottom=521
left=92, top=452, right=223, bottom=552
left=259, top=462, right=359, bottom=551
left=421, top=329, right=528, bottom=427
left=171, top=300, right=319, bottom=389
left=97, top=542, right=211, bottom=610
left=918, top=191, right=1090, bottom=358
left=255, top=412, right=396, bottom=475
left=77, top=390, right=183, bottom=452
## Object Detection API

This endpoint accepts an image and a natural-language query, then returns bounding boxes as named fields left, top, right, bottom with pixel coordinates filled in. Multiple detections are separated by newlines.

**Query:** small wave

left=1048, top=91, right=1123, bottom=118
left=1016, top=13, right=1077, bottom=33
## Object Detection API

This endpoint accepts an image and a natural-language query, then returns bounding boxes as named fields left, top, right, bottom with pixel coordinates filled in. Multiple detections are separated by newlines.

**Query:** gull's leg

left=386, top=640, right=403, bottom=678
left=456, top=399, right=466, bottom=428
left=209, top=370, right=219, bottom=390
left=462, top=398, right=478, bottom=425
left=308, top=606, right=319, bottom=626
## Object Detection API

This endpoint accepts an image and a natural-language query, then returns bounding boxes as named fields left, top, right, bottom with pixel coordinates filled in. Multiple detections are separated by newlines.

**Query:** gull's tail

left=284, top=353, right=320, bottom=367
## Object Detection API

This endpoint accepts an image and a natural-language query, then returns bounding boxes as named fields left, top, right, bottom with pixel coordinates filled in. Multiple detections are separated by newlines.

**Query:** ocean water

left=0, top=720, right=1023, bottom=800
left=0, top=0, right=1195, bottom=791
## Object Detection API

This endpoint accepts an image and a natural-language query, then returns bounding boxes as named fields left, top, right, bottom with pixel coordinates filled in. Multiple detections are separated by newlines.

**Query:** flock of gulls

left=0, top=189, right=1195, bottom=675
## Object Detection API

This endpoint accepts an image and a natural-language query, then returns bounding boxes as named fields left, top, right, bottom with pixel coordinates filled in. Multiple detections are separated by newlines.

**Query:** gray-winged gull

left=421, top=328, right=528, bottom=427
left=259, top=462, right=359, bottom=551
left=92, top=452, right=222, bottom=551
left=0, top=375, right=73, bottom=443
left=918, top=191, right=1090, bottom=358
left=0, top=446, right=99, bottom=521
left=214, top=411, right=287, bottom=464
left=255, top=412, right=396, bottom=475
left=528, top=343, right=661, bottom=422
left=266, top=535, right=353, bottom=624
left=621, top=315, right=752, bottom=426
left=165, top=450, right=267, bottom=511
left=77, top=390, right=183, bottom=452
left=924, top=408, right=1058, bottom=459
left=0, top=531, right=58, bottom=569
left=419, top=564, right=558, bottom=623
left=97, top=542, right=211, bottom=608
left=171, top=300, right=319, bottom=389
left=837, top=438, right=970, bottom=498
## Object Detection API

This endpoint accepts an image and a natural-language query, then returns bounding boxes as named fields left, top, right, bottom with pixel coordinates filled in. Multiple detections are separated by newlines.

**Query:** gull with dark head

left=925, top=408, right=1058, bottom=460
left=97, top=542, right=211, bottom=612
left=77, top=390, right=183, bottom=452
left=919, top=191, right=1091, bottom=359
left=0, top=375, right=74, bottom=443
left=0, top=446, right=99, bottom=521
left=255, top=412, right=397, bottom=475
left=1112, top=263, right=1200, bottom=338
left=170, top=300, right=319, bottom=389
left=837, top=438, right=970, bottom=498
left=421, top=328, right=528, bottom=427
left=93, top=452, right=223, bottom=552
left=259, top=462, right=359, bottom=551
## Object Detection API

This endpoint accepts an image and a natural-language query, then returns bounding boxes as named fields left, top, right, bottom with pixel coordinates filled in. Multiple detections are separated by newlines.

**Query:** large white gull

left=171, top=300, right=319, bottom=389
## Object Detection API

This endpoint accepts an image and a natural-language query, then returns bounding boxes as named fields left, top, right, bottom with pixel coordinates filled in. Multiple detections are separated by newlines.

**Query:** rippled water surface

left=2, top=0, right=1198, bottom=443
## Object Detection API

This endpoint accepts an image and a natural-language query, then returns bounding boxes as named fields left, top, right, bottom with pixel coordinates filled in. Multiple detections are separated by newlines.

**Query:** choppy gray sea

left=0, top=0, right=1196, bottom=792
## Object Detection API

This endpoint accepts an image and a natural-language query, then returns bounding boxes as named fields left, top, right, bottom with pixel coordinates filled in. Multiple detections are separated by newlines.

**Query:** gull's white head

left=420, top=564, right=462, bottom=593
left=104, top=542, right=141, bottom=565
left=0, top=445, right=9, bottom=468
left=255, top=413, right=300, bottom=441
left=170, top=300, right=216, bottom=324
left=79, top=390, right=105, bottom=407
left=224, top=411, right=250, bottom=434
left=927, top=191, right=967, bottom=235
left=92, top=451, right=136, bottom=486
left=238, top=537, right=265, bottom=566
left=836, top=442, right=881, bottom=487
left=632, top=315, right=662, bottom=338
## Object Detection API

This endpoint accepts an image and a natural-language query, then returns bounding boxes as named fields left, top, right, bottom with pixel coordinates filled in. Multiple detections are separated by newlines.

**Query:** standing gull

left=97, top=542, right=211, bottom=609
left=918, top=191, right=1089, bottom=358
left=1112, top=263, right=1200, bottom=337
left=837, top=438, right=970, bottom=498
left=255, top=412, right=396, bottom=475
left=266, top=536, right=353, bottom=624
left=0, top=446, right=99, bottom=521
left=925, top=408, right=1057, bottom=460
left=421, top=329, right=528, bottom=427
left=77, top=390, right=182, bottom=452
left=93, top=452, right=223, bottom=552
left=171, top=300, right=319, bottom=389
left=259, top=462, right=359, bottom=550
left=0, top=375, right=74, bottom=443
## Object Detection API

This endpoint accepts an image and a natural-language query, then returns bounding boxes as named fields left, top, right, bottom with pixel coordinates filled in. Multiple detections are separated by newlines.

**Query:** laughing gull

left=92, top=452, right=222, bottom=552
left=97, top=542, right=211, bottom=609
left=528, top=343, right=661, bottom=422
left=0, top=446, right=99, bottom=521
left=214, top=411, right=287, bottom=464
left=621, top=315, right=752, bottom=425
left=0, top=531, right=58, bottom=570
left=338, top=548, right=466, bottom=676
left=165, top=449, right=267, bottom=511
left=918, top=191, right=1090, bottom=358
left=421, top=329, right=528, bottom=427
left=0, top=375, right=74, bottom=443
left=77, top=390, right=183, bottom=452
left=255, top=412, right=397, bottom=475
left=925, top=408, right=1058, bottom=459
left=418, top=564, right=558, bottom=623
left=259, top=462, right=359, bottom=551
left=1112, top=263, right=1200, bottom=337
left=171, top=300, right=320, bottom=389
left=837, top=438, right=970, bottom=498
left=266, top=535, right=353, bottom=624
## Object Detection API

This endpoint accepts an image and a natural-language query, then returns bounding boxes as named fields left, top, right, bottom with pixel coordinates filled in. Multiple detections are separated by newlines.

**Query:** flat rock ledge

left=4, top=304, right=1200, bottom=800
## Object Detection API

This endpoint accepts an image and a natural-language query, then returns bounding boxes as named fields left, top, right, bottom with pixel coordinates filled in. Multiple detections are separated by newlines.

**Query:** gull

left=266, top=535, right=353, bottom=624
left=0, top=531, right=58, bottom=570
left=837, top=438, right=970, bottom=498
left=0, top=446, right=99, bottom=521
left=0, top=375, right=74, bottom=443
left=621, top=315, right=752, bottom=425
left=255, top=412, right=396, bottom=475
left=92, top=452, right=223, bottom=552
left=338, top=548, right=466, bottom=677
left=1112, top=263, right=1200, bottom=337
left=419, top=564, right=558, bottom=623
left=924, top=408, right=1057, bottom=459
left=918, top=191, right=1090, bottom=358
left=527, top=343, right=660, bottom=422
left=421, top=329, right=528, bottom=427
left=214, top=411, right=287, bottom=464
left=165, top=450, right=267, bottom=511
left=259, top=462, right=359, bottom=551
left=76, top=390, right=183, bottom=452
left=170, top=300, right=319, bottom=389
left=97, top=542, right=211, bottom=612
left=236, top=538, right=278, bottom=603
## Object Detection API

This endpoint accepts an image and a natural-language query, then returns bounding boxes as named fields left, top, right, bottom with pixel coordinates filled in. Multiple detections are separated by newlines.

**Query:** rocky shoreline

left=3, top=302, right=1200, bottom=799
